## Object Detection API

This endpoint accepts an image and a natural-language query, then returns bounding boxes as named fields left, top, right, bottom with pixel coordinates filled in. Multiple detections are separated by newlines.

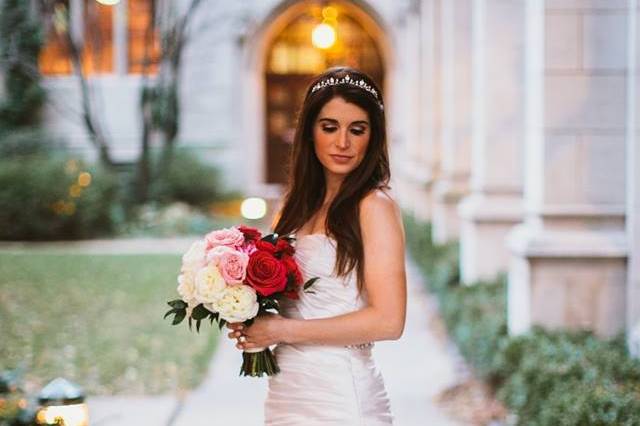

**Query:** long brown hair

left=273, top=66, right=390, bottom=293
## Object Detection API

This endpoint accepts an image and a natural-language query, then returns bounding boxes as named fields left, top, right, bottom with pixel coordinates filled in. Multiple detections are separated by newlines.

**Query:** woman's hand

left=226, top=313, right=287, bottom=350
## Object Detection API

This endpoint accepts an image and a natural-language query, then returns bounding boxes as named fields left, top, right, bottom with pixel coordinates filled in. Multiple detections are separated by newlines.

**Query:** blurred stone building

left=35, top=0, right=639, bottom=352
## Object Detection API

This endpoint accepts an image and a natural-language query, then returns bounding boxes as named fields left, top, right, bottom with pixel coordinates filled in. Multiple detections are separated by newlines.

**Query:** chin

left=321, top=158, right=360, bottom=175
left=323, top=164, right=356, bottom=176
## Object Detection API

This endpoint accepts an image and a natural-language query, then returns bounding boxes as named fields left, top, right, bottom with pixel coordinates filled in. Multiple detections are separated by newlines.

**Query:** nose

left=335, top=129, right=350, bottom=150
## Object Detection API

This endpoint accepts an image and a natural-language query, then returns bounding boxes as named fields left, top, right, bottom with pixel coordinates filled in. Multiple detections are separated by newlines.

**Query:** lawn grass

left=0, top=253, right=219, bottom=395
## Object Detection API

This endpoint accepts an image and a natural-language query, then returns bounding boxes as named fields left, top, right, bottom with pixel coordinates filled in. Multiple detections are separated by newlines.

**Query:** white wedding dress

left=264, top=233, right=394, bottom=425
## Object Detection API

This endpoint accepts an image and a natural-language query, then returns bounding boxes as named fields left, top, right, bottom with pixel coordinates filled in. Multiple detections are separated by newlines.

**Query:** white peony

left=194, top=264, right=227, bottom=303
left=177, top=270, right=197, bottom=303
left=205, top=284, right=259, bottom=323
left=182, top=240, right=207, bottom=272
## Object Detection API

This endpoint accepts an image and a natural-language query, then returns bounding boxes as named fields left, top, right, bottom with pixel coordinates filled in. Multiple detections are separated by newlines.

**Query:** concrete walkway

left=2, top=238, right=468, bottom=425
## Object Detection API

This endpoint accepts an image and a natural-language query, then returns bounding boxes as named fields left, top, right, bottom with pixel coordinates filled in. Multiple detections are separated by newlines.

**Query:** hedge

left=403, top=213, right=640, bottom=425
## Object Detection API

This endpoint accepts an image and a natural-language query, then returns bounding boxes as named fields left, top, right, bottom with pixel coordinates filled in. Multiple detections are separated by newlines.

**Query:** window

left=39, top=0, right=159, bottom=76
left=128, top=0, right=160, bottom=74
left=81, top=0, right=114, bottom=74
left=39, top=1, right=73, bottom=75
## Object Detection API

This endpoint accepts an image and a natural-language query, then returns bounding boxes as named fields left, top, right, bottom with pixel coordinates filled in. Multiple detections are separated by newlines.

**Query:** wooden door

left=264, top=74, right=315, bottom=184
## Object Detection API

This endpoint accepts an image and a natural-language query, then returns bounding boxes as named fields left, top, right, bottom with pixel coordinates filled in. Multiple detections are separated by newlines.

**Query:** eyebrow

left=317, top=118, right=370, bottom=126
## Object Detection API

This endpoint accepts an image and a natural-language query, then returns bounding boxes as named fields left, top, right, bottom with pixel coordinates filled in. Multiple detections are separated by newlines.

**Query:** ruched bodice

left=264, top=234, right=394, bottom=425
left=278, top=233, right=368, bottom=321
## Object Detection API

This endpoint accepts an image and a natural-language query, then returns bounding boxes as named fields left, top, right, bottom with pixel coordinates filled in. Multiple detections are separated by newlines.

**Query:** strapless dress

left=263, top=234, right=394, bottom=425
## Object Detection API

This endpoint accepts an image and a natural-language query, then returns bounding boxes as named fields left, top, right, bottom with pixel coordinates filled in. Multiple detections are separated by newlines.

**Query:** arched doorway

left=262, top=2, right=387, bottom=184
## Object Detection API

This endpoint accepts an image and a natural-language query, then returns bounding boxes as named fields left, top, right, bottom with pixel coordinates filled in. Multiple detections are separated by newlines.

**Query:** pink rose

left=206, top=246, right=249, bottom=284
left=239, top=241, right=257, bottom=256
left=205, top=227, right=245, bottom=250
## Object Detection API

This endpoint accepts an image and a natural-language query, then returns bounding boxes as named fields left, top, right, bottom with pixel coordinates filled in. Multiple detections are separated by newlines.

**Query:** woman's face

left=312, top=96, right=371, bottom=181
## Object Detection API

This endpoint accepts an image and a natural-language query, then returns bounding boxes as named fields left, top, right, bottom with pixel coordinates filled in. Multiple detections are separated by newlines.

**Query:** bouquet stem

left=240, top=347, right=280, bottom=377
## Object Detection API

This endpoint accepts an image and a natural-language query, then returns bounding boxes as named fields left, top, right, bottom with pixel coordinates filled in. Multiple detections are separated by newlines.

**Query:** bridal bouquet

left=164, top=225, right=318, bottom=377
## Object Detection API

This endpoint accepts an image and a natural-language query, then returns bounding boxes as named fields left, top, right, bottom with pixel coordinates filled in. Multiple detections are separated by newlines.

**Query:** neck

left=324, top=172, right=344, bottom=205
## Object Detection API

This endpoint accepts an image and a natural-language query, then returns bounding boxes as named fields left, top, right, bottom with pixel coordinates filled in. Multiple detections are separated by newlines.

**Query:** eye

left=322, top=126, right=338, bottom=133
left=350, top=127, right=366, bottom=136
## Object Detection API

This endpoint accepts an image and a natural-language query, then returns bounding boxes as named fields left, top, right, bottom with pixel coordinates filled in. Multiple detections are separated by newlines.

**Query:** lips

left=330, top=154, right=353, bottom=163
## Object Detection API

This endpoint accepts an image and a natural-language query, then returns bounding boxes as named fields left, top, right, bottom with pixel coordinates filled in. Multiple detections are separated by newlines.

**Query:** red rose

left=283, top=289, right=300, bottom=300
left=255, top=239, right=277, bottom=254
left=275, top=238, right=295, bottom=256
left=237, top=225, right=262, bottom=242
left=246, top=250, right=287, bottom=296
left=282, top=255, right=303, bottom=285
left=281, top=255, right=303, bottom=300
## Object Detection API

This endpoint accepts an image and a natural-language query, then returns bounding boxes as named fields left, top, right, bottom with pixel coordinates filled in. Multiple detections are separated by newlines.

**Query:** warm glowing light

left=51, top=201, right=65, bottom=214
left=37, top=403, right=89, bottom=426
left=312, top=23, right=336, bottom=49
left=78, top=172, right=92, bottom=187
left=69, top=184, right=82, bottom=198
left=64, top=202, right=76, bottom=216
left=241, top=197, right=267, bottom=220
left=95, top=0, right=120, bottom=5
left=322, top=6, right=338, bottom=21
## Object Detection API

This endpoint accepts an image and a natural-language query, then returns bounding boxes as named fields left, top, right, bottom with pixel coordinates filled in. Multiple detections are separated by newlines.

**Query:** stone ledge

left=458, top=193, right=524, bottom=223
left=506, top=223, right=628, bottom=258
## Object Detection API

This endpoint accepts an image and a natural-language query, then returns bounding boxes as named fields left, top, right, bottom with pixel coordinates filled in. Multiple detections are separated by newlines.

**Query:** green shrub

left=0, top=0, right=46, bottom=129
left=536, top=379, right=640, bottom=426
left=403, top=211, right=640, bottom=425
left=0, top=127, right=66, bottom=158
left=0, top=154, right=121, bottom=240
left=401, top=213, right=459, bottom=291
left=440, top=278, right=508, bottom=379
left=149, top=148, right=225, bottom=209
left=493, top=329, right=640, bottom=425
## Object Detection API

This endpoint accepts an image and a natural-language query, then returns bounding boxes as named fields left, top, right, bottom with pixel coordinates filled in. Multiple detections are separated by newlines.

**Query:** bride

left=226, top=66, right=407, bottom=425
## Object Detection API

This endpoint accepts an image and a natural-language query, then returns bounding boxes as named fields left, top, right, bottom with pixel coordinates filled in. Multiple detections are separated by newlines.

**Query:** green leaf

left=168, top=299, right=187, bottom=309
left=304, top=290, right=316, bottom=295
left=163, top=308, right=177, bottom=319
left=260, top=298, right=280, bottom=311
left=191, top=304, right=209, bottom=320
left=172, top=310, right=186, bottom=325
left=218, top=319, right=227, bottom=330
left=303, top=277, right=319, bottom=290
left=196, top=319, right=202, bottom=333
left=188, top=316, right=193, bottom=331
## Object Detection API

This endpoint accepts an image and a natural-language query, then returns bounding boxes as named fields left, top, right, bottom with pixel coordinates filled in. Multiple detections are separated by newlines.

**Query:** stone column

left=627, top=0, right=640, bottom=357
left=399, top=0, right=441, bottom=222
left=458, top=0, right=525, bottom=284
left=70, top=0, right=83, bottom=45
left=114, top=0, right=128, bottom=75
left=432, top=0, right=473, bottom=243
left=392, top=3, right=425, bottom=219
left=507, top=0, right=629, bottom=338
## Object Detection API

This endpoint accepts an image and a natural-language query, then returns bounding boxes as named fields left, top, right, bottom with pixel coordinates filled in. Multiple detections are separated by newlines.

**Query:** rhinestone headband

left=310, top=74, right=384, bottom=110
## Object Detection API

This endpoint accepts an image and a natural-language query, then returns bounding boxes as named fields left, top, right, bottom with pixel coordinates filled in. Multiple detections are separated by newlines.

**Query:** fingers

left=224, top=322, right=259, bottom=350
left=226, top=322, right=244, bottom=331
left=236, top=340, right=255, bottom=350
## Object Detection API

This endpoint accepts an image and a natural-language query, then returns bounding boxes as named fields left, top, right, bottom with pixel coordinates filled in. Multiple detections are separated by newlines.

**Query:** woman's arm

left=229, top=189, right=407, bottom=350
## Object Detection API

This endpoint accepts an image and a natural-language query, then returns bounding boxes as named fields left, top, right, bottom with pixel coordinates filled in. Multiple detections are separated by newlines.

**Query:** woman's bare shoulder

left=360, top=188, right=403, bottom=237
left=361, top=187, right=399, bottom=213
